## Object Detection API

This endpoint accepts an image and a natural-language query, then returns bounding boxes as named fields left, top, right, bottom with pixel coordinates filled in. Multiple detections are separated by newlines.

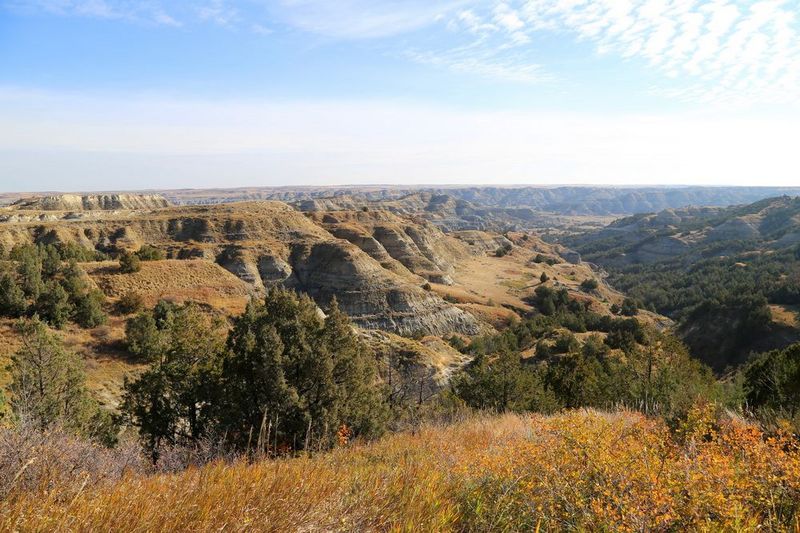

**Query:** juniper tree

left=8, top=317, right=116, bottom=444
left=122, top=303, right=227, bottom=458
left=0, top=267, right=26, bottom=317
left=35, top=280, right=71, bottom=329
left=219, top=288, right=386, bottom=451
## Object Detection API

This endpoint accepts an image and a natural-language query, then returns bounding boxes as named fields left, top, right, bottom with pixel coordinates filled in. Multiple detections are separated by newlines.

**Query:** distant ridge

left=8, top=193, right=171, bottom=211
left=154, top=185, right=800, bottom=216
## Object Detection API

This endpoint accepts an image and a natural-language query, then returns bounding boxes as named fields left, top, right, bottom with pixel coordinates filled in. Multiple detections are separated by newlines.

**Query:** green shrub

left=119, top=252, right=141, bottom=274
left=117, top=291, right=145, bottom=314
left=36, top=281, right=72, bottom=329
left=135, top=245, right=165, bottom=261
left=580, top=278, right=599, bottom=292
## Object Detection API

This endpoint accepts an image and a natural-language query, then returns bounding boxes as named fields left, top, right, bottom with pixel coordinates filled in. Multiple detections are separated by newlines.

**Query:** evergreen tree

left=40, top=244, right=62, bottom=278
left=453, top=348, right=557, bottom=413
left=743, top=343, right=800, bottom=417
left=122, top=304, right=226, bottom=459
left=8, top=317, right=113, bottom=441
left=620, top=298, right=639, bottom=316
left=73, top=288, right=107, bottom=328
left=0, top=268, right=26, bottom=317
left=15, top=247, right=43, bottom=299
left=221, top=302, right=297, bottom=448
left=219, top=288, right=386, bottom=451
left=125, top=311, right=166, bottom=357
left=35, top=281, right=72, bottom=329
left=135, top=245, right=165, bottom=261
left=60, top=260, right=88, bottom=296
left=318, top=298, right=387, bottom=441
left=61, top=261, right=107, bottom=328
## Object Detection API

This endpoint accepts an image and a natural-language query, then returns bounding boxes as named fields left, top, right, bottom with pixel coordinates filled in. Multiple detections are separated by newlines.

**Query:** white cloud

left=506, top=0, right=800, bottom=104
left=1, top=88, right=798, bottom=190
left=494, top=2, right=526, bottom=31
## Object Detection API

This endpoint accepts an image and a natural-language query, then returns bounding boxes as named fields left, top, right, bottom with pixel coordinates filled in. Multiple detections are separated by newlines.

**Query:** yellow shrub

left=2, top=410, right=799, bottom=532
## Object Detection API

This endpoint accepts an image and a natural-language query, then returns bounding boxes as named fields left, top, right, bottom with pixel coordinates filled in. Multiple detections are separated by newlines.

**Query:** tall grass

left=2, top=409, right=799, bottom=531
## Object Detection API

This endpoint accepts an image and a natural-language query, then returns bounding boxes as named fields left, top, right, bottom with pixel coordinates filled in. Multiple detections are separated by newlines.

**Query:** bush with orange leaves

left=2, top=408, right=799, bottom=531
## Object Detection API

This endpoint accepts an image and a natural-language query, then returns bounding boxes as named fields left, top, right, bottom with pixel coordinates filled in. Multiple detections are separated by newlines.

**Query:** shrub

left=453, top=349, right=558, bottom=413
left=125, top=312, right=165, bottom=358
left=580, top=278, right=599, bottom=292
left=135, top=245, right=165, bottom=261
left=620, top=297, right=639, bottom=316
left=73, top=289, right=107, bottom=328
left=495, top=244, right=512, bottom=257
left=119, top=252, right=141, bottom=274
left=117, top=291, right=146, bottom=314
left=3, top=411, right=800, bottom=531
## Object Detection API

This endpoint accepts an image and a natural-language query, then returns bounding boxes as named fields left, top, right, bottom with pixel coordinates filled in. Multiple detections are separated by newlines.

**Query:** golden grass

left=455, top=303, right=519, bottom=329
left=770, top=304, right=800, bottom=328
left=3, top=409, right=799, bottom=532
left=83, top=259, right=252, bottom=314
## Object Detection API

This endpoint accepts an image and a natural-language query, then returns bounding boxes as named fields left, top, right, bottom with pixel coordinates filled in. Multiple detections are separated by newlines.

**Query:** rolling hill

left=562, top=196, right=800, bottom=370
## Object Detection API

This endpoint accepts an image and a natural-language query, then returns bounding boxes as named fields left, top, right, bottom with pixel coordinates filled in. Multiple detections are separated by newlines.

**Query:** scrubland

left=2, top=408, right=799, bottom=532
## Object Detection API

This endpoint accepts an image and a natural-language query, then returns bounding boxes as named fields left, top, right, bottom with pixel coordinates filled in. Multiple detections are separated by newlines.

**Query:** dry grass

left=2, top=409, right=799, bottom=532
left=0, top=317, right=145, bottom=410
left=83, top=259, right=252, bottom=314
left=455, top=303, right=519, bottom=329
left=771, top=304, right=800, bottom=328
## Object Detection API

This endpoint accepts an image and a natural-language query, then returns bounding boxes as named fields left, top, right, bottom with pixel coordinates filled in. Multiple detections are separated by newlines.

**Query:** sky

left=0, top=0, right=799, bottom=192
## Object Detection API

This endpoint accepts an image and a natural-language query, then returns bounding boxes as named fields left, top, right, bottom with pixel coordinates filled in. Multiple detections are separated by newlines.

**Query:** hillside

left=0, top=199, right=482, bottom=337
left=562, top=196, right=800, bottom=370
left=0, top=194, right=640, bottom=411
left=0, top=195, right=626, bottom=337
left=3, top=410, right=798, bottom=531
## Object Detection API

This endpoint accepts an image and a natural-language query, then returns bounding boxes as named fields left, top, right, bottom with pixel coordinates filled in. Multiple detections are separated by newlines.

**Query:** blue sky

left=1, top=0, right=799, bottom=191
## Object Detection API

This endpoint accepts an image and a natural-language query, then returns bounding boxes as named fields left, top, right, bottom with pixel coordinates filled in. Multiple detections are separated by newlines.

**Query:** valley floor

left=4, top=409, right=799, bottom=532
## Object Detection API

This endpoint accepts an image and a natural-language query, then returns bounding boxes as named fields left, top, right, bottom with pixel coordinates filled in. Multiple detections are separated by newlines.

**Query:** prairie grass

left=2, top=409, right=799, bottom=531
left=83, top=259, right=251, bottom=314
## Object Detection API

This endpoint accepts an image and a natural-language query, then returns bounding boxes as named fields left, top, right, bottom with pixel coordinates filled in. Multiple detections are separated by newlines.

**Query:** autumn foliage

left=2, top=408, right=799, bottom=531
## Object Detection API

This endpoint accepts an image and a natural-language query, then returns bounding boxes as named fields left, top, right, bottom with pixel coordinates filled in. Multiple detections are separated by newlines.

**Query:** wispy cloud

left=503, top=0, right=800, bottom=104
left=405, top=46, right=552, bottom=85
left=5, top=0, right=799, bottom=103
left=196, top=0, right=239, bottom=28
left=269, top=0, right=465, bottom=39
left=4, top=0, right=183, bottom=26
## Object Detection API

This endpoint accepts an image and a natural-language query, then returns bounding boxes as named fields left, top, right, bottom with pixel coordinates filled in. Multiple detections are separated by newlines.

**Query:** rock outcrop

left=0, top=200, right=483, bottom=337
left=9, top=194, right=171, bottom=211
